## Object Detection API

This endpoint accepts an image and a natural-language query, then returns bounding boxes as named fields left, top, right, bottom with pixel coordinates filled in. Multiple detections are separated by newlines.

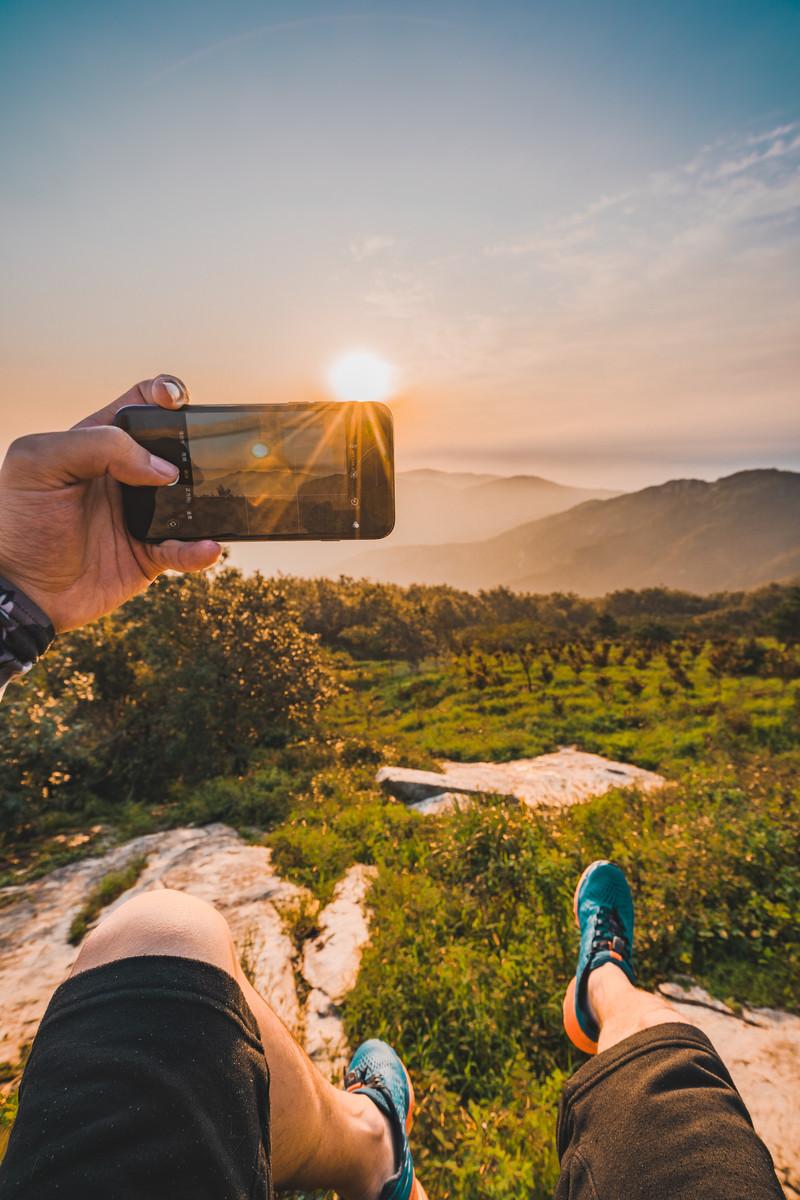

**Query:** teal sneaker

left=344, top=1039, right=428, bottom=1200
left=563, top=860, right=637, bottom=1054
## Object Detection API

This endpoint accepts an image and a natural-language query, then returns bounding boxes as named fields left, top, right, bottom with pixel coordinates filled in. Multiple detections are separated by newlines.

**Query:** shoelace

left=591, top=906, right=630, bottom=960
left=344, top=1068, right=384, bottom=1091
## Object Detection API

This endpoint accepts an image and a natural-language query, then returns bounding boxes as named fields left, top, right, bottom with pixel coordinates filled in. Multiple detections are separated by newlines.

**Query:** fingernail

left=150, top=454, right=180, bottom=483
left=163, top=380, right=183, bottom=403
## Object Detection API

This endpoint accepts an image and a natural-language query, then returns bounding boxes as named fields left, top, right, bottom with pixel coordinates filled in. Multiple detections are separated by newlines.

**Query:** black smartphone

left=114, top=401, right=395, bottom=542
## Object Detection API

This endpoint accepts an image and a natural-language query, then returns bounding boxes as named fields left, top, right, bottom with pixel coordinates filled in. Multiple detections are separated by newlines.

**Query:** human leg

left=0, top=888, right=407, bottom=1200
left=73, top=888, right=397, bottom=1198
left=555, top=861, right=783, bottom=1199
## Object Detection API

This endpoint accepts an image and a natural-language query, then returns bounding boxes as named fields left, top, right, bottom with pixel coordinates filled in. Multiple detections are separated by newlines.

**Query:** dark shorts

left=0, top=956, right=273, bottom=1200
left=555, top=1021, right=783, bottom=1199
left=0, top=959, right=783, bottom=1200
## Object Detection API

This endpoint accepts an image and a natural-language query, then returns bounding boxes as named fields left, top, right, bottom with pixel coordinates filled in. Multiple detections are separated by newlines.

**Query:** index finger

left=73, top=374, right=190, bottom=430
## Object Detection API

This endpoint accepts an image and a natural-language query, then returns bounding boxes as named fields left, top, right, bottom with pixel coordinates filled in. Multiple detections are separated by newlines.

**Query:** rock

left=304, top=988, right=349, bottom=1082
left=378, top=747, right=664, bottom=811
left=102, top=825, right=308, bottom=1033
left=0, top=825, right=378, bottom=1085
left=658, top=979, right=736, bottom=1016
left=303, top=864, right=378, bottom=1003
left=409, top=792, right=467, bottom=815
left=0, top=826, right=214, bottom=1066
left=660, top=981, right=800, bottom=1198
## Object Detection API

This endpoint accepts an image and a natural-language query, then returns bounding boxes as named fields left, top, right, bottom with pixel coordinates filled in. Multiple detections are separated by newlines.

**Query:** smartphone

left=114, top=402, right=395, bottom=542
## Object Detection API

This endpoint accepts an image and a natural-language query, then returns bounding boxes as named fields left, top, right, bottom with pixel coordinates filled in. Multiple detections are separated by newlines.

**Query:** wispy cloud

left=363, top=271, right=427, bottom=318
left=349, top=234, right=396, bottom=261
left=483, top=122, right=800, bottom=295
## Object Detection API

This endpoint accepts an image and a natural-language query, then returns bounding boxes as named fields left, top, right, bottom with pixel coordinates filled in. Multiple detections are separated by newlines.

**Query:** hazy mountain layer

left=339, top=469, right=800, bottom=594
left=227, top=469, right=615, bottom=578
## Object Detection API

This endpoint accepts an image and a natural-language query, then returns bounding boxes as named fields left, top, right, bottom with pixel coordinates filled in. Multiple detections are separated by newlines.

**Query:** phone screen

left=115, top=402, right=394, bottom=542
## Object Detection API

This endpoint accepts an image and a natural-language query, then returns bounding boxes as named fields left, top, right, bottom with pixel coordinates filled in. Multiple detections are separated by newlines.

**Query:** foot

left=563, top=860, right=636, bottom=1054
left=344, top=1039, right=429, bottom=1200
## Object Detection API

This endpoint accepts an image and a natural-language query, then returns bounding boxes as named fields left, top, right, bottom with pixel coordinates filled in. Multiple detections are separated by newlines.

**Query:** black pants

left=0, top=958, right=783, bottom=1199
left=555, top=1022, right=783, bottom=1199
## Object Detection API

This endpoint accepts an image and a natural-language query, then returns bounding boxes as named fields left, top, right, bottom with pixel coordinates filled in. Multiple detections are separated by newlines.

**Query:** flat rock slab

left=660, top=981, right=800, bottom=1198
left=0, top=826, right=217, bottom=1066
left=378, top=747, right=664, bottom=810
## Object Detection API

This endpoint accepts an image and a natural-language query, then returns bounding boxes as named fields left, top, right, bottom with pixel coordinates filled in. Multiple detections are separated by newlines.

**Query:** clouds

left=487, top=123, right=800, bottom=269
left=363, top=121, right=800, bottom=483
left=348, top=234, right=396, bottom=261
left=474, top=122, right=800, bottom=331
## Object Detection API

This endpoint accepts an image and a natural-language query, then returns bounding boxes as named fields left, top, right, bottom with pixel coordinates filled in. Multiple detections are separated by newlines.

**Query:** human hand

left=0, top=376, right=221, bottom=633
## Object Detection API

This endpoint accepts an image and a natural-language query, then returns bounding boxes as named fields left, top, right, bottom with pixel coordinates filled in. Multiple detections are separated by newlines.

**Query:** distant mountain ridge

left=227, top=468, right=617, bottom=578
left=390, top=469, right=618, bottom=545
left=340, top=469, right=800, bottom=594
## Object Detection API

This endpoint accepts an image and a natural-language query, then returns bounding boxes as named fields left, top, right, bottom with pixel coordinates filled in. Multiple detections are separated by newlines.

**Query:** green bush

left=0, top=568, right=335, bottom=844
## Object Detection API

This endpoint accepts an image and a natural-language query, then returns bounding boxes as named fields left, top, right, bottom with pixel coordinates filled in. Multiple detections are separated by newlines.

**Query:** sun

left=327, top=350, right=396, bottom=403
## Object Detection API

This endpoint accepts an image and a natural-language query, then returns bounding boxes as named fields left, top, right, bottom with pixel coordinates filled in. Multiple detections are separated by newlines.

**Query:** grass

left=66, top=856, right=148, bottom=946
left=325, top=643, right=799, bottom=773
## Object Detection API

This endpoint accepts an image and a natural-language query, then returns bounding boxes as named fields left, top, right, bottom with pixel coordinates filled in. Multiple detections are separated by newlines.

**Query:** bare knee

left=71, top=888, right=238, bottom=978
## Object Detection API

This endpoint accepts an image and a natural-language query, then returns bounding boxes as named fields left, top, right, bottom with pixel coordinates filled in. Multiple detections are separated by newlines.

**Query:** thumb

left=144, top=539, right=222, bottom=577
left=3, top=427, right=179, bottom=489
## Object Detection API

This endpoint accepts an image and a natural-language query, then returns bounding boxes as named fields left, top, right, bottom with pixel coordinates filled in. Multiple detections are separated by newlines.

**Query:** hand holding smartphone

left=114, top=402, right=395, bottom=542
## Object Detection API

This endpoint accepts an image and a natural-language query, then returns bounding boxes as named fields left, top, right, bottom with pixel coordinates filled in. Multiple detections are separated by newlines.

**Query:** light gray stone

left=658, top=979, right=736, bottom=1015
left=409, top=792, right=467, bottom=815
left=378, top=747, right=665, bottom=811
left=304, top=987, right=349, bottom=1082
left=302, top=864, right=378, bottom=1003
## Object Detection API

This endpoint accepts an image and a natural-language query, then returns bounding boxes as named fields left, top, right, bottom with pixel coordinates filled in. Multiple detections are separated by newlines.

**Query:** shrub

left=0, top=568, right=335, bottom=842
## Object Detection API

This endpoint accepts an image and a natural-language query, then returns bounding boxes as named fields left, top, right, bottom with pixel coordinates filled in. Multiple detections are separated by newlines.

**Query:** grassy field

left=272, top=642, right=799, bottom=1197
left=327, top=640, right=799, bottom=771
left=1, top=575, right=799, bottom=1195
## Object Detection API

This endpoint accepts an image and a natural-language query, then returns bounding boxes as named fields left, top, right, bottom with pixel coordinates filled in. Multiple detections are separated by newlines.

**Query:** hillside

left=2, top=571, right=799, bottom=1195
left=341, top=469, right=800, bottom=594
left=226, top=468, right=617, bottom=578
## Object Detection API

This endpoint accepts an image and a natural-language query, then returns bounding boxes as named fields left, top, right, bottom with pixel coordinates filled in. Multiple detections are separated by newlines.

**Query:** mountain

left=226, top=469, right=617, bottom=578
left=338, top=469, right=800, bottom=594
left=388, top=470, right=618, bottom=545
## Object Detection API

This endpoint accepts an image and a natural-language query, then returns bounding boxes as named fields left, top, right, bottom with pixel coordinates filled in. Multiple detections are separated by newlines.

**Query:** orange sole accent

left=409, top=1177, right=430, bottom=1200
left=401, top=1061, right=429, bottom=1200
left=400, top=1059, right=416, bottom=1134
left=562, top=976, right=598, bottom=1055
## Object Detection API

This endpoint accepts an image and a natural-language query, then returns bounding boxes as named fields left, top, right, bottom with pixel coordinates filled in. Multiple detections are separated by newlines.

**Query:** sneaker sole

left=562, top=976, right=599, bottom=1055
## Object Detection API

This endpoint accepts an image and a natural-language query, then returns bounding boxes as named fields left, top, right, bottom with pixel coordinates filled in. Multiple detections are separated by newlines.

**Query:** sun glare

left=327, top=350, right=396, bottom=403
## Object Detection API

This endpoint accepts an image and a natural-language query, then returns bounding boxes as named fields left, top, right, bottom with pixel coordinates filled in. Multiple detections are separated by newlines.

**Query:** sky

left=1, top=0, right=798, bottom=490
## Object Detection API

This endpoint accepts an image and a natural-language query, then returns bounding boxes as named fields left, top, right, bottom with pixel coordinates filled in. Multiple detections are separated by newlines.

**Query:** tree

left=773, top=587, right=800, bottom=644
